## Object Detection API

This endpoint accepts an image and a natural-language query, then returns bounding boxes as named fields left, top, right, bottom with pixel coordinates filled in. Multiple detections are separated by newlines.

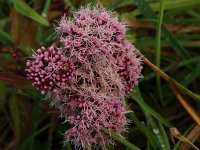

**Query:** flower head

left=26, top=5, right=142, bottom=150
left=57, top=6, right=142, bottom=94
left=59, top=97, right=128, bottom=150
left=26, top=46, right=75, bottom=94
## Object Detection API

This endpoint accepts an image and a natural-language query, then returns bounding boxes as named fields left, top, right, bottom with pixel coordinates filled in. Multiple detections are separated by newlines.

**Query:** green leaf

left=9, top=95, right=21, bottom=144
left=130, top=88, right=172, bottom=127
left=64, top=0, right=77, bottom=11
left=0, top=83, right=7, bottom=109
left=107, top=0, right=154, bottom=10
left=173, top=124, right=195, bottom=150
left=41, top=0, right=51, bottom=18
left=132, top=0, right=200, bottom=17
left=141, top=56, right=200, bottom=82
left=158, top=122, right=171, bottom=150
left=36, top=0, right=51, bottom=42
left=135, top=36, right=200, bottom=48
left=184, top=61, right=200, bottom=86
left=13, top=0, right=49, bottom=26
left=145, top=114, right=169, bottom=150
left=187, top=10, right=200, bottom=18
left=174, top=80, right=200, bottom=102
left=38, top=28, right=57, bottom=44
left=0, top=28, right=14, bottom=45
left=107, top=0, right=129, bottom=9
left=29, top=98, right=42, bottom=150
left=155, top=0, right=166, bottom=104
left=20, top=124, right=49, bottom=150
left=134, top=0, right=190, bottom=59
left=128, top=112, right=161, bottom=150
left=102, top=128, right=141, bottom=150
left=66, top=143, right=72, bottom=150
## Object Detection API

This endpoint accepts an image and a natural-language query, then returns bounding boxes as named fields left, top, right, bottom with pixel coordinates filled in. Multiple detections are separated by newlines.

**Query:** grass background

left=0, top=0, right=200, bottom=150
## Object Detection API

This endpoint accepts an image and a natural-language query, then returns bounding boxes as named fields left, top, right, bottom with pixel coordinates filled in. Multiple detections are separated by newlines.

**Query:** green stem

left=102, top=128, right=141, bottom=150
left=155, top=0, right=166, bottom=105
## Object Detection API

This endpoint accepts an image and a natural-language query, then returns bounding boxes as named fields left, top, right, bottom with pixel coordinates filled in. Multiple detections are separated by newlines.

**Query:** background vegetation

left=0, top=0, right=200, bottom=150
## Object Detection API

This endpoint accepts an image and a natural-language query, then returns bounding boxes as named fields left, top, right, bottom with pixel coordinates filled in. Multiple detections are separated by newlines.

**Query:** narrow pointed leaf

left=130, top=88, right=172, bottom=127
left=134, top=0, right=190, bottom=59
left=0, top=29, right=14, bottom=45
left=13, top=0, right=49, bottom=26
left=103, top=128, right=141, bottom=150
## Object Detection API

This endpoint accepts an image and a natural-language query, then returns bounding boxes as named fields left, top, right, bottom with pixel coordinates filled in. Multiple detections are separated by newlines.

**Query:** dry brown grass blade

left=128, top=20, right=200, bottom=33
left=170, top=127, right=200, bottom=150
left=135, top=50, right=170, bottom=81
left=169, top=79, right=200, bottom=126
left=179, top=125, right=200, bottom=150
left=3, top=139, right=16, bottom=150
left=96, top=0, right=104, bottom=9
left=135, top=50, right=200, bottom=102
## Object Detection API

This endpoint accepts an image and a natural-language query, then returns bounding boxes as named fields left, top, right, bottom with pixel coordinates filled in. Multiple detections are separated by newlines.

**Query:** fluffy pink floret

left=57, top=6, right=142, bottom=94
left=26, top=46, right=75, bottom=94
left=59, top=98, right=128, bottom=150
left=117, top=42, right=143, bottom=92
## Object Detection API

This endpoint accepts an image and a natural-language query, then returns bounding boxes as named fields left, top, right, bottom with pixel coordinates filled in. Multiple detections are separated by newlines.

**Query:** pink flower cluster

left=26, top=6, right=142, bottom=150
left=26, top=46, right=75, bottom=94
left=57, top=97, right=127, bottom=149
left=117, top=48, right=142, bottom=92
left=57, top=6, right=142, bottom=94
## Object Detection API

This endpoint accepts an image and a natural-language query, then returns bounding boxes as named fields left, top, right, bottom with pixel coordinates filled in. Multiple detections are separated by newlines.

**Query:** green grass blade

left=39, top=28, right=57, bottom=44
left=9, top=95, right=21, bottom=144
left=128, top=112, right=161, bottom=150
left=102, top=128, right=141, bottom=150
left=0, top=83, right=7, bottom=109
left=155, top=0, right=165, bottom=104
left=187, top=10, right=200, bottom=18
left=107, top=0, right=124, bottom=9
left=130, top=88, right=172, bottom=127
left=184, top=61, right=200, bottom=86
left=136, top=36, right=200, bottom=48
left=66, top=143, right=72, bottom=150
left=174, top=80, right=200, bottom=102
left=29, top=98, right=42, bottom=150
left=36, top=0, right=51, bottom=42
left=141, top=56, right=200, bottom=82
left=173, top=124, right=195, bottom=150
left=0, top=28, right=14, bottom=45
left=19, top=124, right=49, bottom=150
left=13, top=0, right=49, bottom=26
left=158, top=122, right=171, bottom=150
left=41, top=0, right=51, bottom=18
left=134, top=0, right=190, bottom=59
left=64, top=0, right=77, bottom=11
left=132, top=0, right=200, bottom=17
left=145, top=114, right=169, bottom=150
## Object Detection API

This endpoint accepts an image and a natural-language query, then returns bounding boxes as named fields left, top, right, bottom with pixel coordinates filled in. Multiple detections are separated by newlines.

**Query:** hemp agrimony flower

left=26, top=5, right=142, bottom=150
